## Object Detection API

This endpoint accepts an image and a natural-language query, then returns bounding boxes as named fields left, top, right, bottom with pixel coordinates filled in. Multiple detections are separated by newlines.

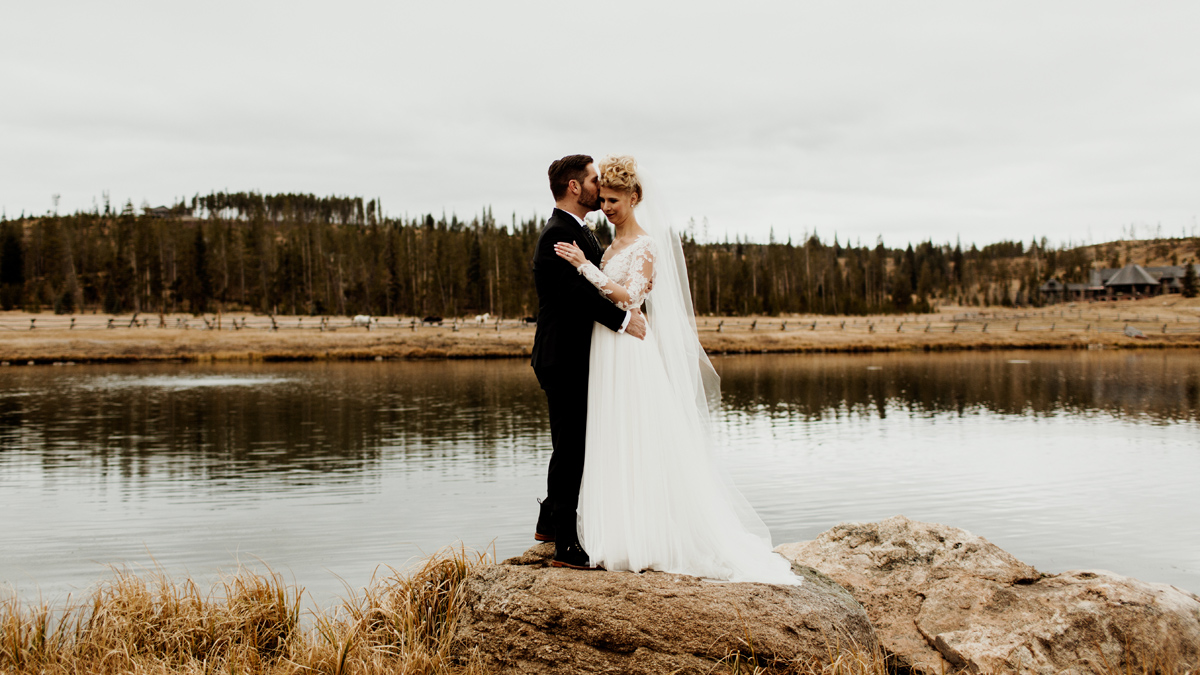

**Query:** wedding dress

left=574, top=230, right=800, bottom=585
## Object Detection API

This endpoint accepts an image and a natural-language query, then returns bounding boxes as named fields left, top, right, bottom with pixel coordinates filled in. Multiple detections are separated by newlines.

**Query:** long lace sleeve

left=576, top=237, right=656, bottom=311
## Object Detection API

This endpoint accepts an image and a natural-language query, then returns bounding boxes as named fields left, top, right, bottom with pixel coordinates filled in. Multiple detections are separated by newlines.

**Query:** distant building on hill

left=1140, top=265, right=1195, bottom=294
left=1040, top=263, right=1198, bottom=302
left=1103, top=264, right=1160, bottom=297
left=1037, top=278, right=1097, bottom=302
left=142, top=206, right=197, bottom=221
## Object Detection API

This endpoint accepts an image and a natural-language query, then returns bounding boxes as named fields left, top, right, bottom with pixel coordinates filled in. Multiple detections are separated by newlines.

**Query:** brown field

left=1, top=295, right=1198, bottom=364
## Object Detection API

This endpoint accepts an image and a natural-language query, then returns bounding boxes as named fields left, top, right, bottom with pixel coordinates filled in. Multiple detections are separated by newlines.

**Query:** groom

left=531, top=154, right=647, bottom=570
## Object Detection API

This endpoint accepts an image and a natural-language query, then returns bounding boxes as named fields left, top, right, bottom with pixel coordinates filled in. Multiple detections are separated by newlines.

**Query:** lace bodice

left=577, top=235, right=657, bottom=311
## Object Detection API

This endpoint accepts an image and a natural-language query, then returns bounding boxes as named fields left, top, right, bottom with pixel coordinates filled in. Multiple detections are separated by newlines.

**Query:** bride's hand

left=553, top=241, right=587, bottom=268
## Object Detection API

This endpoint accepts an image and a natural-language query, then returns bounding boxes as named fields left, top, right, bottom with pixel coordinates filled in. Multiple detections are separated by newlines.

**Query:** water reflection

left=0, top=351, right=1196, bottom=605
left=715, top=351, right=1200, bottom=423
left=0, top=362, right=549, bottom=485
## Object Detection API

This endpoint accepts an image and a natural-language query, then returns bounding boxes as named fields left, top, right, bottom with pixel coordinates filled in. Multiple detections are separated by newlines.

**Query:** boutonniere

left=584, top=214, right=603, bottom=231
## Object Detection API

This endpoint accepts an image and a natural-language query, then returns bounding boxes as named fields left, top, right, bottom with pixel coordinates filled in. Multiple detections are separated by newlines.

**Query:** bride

left=553, top=156, right=799, bottom=585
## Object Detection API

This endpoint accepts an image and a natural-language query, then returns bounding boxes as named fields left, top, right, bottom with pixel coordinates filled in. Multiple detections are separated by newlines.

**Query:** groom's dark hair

left=548, top=154, right=593, bottom=200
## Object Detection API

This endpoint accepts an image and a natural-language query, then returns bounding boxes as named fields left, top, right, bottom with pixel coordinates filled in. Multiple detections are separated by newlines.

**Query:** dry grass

left=1, top=297, right=1198, bottom=364
left=0, top=547, right=491, bottom=675
left=1078, top=237, right=1200, bottom=270
left=0, top=315, right=535, bottom=363
left=697, top=296, right=1200, bottom=355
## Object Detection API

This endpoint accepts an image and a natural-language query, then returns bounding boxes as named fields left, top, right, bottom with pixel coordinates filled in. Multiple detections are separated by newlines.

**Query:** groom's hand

left=626, top=309, right=647, bottom=340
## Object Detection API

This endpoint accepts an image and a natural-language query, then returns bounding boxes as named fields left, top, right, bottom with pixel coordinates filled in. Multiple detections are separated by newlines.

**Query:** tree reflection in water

left=715, top=351, right=1200, bottom=423
left=0, top=361, right=550, bottom=485
left=1, top=351, right=1196, bottom=603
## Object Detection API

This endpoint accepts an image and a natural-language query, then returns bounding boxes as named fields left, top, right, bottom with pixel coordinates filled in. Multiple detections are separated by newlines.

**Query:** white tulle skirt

left=577, top=323, right=800, bottom=585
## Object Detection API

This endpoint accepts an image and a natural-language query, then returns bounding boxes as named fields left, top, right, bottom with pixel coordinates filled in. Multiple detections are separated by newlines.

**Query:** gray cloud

left=3, top=0, right=1198, bottom=247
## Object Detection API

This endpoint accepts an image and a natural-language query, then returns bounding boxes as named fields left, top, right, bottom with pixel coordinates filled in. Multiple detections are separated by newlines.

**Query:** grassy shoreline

left=1, top=548, right=491, bottom=675
left=2, top=298, right=1198, bottom=364
left=2, top=549, right=885, bottom=675
left=3, top=548, right=1188, bottom=675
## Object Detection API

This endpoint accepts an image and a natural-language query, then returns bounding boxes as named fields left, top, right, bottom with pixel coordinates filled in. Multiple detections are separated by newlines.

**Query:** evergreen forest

left=1, top=192, right=1197, bottom=317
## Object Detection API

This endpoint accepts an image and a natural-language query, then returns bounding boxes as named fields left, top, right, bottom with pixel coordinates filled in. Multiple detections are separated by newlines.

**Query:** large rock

left=451, top=543, right=877, bottom=674
left=776, top=516, right=1200, bottom=673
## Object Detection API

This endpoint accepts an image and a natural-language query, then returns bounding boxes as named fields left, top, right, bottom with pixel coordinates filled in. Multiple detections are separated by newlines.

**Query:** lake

left=1, top=350, right=1197, bottom=606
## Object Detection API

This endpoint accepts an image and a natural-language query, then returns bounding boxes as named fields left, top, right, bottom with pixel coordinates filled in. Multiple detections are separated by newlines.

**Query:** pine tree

left=891, top=265, right=913, bottom=311
left=1182, top=261, right=1198, bottom=299
left=191, top=226, right=212, bottom=314
left=0, top=222, right=23, bottom=309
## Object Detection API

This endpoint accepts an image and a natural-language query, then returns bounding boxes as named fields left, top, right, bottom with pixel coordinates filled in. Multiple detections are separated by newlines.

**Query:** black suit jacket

left=530, top=208, right=627, bottom=373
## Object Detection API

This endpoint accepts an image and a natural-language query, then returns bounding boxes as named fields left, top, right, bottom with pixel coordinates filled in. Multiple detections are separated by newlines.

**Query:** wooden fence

left=0, top=313, right=534, bottom=333
left=697, top=309, right=1200, bottom=335
left=2, top=308, right=1199, bottom=336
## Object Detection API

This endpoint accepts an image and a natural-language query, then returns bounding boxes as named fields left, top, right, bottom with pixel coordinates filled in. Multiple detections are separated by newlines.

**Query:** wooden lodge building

left=1040, top=263, right=1199, bottom=302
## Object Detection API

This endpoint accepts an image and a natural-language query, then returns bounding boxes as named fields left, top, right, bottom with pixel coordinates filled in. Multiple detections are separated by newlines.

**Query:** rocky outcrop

left=451, top=543, right=877, bottom=674
left=776, top=516, right=1200, bottom=673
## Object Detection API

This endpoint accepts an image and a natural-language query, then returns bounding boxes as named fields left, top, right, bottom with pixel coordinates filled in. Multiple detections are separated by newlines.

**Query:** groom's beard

left=579, top=189, right=601, bottom=212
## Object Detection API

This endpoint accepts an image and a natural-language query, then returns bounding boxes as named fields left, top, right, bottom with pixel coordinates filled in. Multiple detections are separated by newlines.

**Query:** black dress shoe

left=535, top=497, right=555, bottom=542
left=551, top=541, right=604, bottom=570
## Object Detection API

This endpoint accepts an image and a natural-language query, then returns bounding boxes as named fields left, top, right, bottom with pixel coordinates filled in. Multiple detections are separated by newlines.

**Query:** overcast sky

left=3, top=1, right=1198, bottom=248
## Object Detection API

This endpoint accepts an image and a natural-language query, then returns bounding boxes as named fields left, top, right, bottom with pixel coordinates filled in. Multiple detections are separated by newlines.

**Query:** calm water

left=1, top=351, right=1198, bottom=606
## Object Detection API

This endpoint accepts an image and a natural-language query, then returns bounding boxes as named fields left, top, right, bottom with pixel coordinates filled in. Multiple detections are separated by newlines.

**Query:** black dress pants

left=534, top=366, right=588, bottom=548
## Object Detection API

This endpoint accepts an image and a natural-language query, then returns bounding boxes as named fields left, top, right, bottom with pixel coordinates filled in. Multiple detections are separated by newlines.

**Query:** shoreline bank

left=3, top=519, right=1197, bottom=675
left=2, top=304, right=1198, bottom=364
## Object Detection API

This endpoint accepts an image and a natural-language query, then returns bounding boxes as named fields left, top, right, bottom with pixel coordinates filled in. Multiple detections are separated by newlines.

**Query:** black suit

left=531, top=208, right=627, bottom=547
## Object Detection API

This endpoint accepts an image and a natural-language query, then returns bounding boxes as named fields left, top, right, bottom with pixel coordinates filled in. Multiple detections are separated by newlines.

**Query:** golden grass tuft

left=0, top=546, right=490, bottom=675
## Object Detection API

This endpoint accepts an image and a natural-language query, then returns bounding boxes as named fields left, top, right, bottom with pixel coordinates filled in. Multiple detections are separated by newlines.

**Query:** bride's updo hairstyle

left=598, top=155, right=644, bottom=205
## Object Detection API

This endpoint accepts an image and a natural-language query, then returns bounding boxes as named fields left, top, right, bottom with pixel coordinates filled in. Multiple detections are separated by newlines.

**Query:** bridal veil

left=629, top=166, right=778, bottom=550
